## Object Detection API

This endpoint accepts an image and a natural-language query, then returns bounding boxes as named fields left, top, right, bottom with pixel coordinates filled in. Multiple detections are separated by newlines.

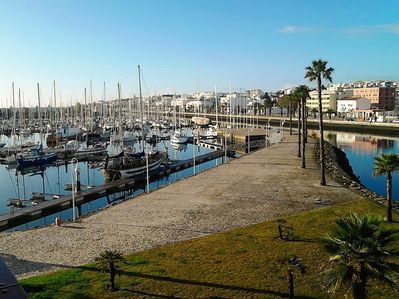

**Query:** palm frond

left=322, top=212, right=399, bottom=295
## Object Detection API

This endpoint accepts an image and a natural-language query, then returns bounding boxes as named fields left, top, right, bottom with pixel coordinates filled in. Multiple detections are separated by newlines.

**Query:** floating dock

left=0, top=150, right=234, bottom=231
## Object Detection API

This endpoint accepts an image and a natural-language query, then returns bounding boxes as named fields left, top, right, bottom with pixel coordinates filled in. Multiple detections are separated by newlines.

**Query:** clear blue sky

left=0, top=0, right=398, bottom=106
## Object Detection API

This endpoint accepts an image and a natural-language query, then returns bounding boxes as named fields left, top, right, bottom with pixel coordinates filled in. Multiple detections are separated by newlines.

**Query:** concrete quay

left=0, top=134, right=362, bottom=278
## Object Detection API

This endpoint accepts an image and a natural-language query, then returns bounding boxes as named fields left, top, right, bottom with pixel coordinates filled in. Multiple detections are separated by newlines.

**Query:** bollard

left=55, top=217, right=62, bottom=226
left=76, top=167, right=81, bottom=192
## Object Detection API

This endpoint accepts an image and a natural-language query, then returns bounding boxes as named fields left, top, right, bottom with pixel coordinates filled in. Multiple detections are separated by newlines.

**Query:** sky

left=0, top=0, right=398, bottom=107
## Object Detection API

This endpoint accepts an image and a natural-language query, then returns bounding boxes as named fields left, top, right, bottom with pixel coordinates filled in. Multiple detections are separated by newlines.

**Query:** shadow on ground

left=80, top=265, right=318, bottom=298
left=0, top=253, right=73, bottom=277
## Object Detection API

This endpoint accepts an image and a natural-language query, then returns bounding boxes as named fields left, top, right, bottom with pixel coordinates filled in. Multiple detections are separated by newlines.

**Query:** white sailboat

left=170, top=94, right=189, bottom=144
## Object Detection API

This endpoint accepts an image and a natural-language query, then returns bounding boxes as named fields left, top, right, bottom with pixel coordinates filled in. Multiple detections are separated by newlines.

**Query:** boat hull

left=17, top=153, right=57, bottom=168
left=103, top=158, right=163, bottom=179
left=170, top=136, right=188, bottom=144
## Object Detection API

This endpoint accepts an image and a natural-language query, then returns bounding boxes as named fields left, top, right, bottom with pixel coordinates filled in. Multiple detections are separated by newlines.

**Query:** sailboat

left=102, top=66, right=165, bottom=180
left=103, top=148, right=164, bottom=179
left=17, top=144, right=57, bottom=168
left=170, top=95, right=189, bottom=144
left=17, top=83, right=57, bottom=168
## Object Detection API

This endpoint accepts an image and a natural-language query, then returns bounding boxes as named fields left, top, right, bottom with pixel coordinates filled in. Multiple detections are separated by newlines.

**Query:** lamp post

left=266, top=120, right=270, bottom=147
left=71, top=158, right=79, bottom=221
left=280, top=120, right=285, bottom=141
left=193, top=131, right=196, bottom=175
left=145, top=151, right=150, bottom=193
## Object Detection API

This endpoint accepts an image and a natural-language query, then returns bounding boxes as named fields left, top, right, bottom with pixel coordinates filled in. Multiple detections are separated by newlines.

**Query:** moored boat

left=17, top=145, right=57, bottom=168
left=102, top=150, right=165, bottom=180
left=170, top=130, right=188, bottom=144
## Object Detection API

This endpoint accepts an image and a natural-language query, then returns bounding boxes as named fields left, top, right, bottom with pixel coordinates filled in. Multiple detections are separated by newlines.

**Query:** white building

left=246, top=89, right=264, bottom=99
left=337, top=97, right=373, bottom=120
left=307, top=87, right=353, bottom=112
left=337, top=97, right=371, bottom=113
left=219, top=93, right=249, bottom=111
left=171, top=96, right=194, bottom=110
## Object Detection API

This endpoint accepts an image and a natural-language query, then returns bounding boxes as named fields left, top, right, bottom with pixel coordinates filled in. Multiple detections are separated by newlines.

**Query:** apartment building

left=306, top=87, right=353, bottom=112
left=351, top=87, right=396, bottom=110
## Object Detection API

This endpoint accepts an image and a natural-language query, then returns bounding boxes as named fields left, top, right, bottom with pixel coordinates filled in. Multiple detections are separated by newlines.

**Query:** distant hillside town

left=0, top=80, right=398, bottom=122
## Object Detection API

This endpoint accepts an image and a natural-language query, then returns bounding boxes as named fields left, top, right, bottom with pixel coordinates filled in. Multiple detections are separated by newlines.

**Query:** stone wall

left=313, top=137, right=396, bottom=208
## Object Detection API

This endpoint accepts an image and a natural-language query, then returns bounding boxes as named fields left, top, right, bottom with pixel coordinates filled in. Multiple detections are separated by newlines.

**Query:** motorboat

left=199, top=127, right=218, bottom=139
left=55, top=124, right=80, bottom=140
left=170, top=130, right=188, bottom=144
left=122, top=131, right=137, bottom=143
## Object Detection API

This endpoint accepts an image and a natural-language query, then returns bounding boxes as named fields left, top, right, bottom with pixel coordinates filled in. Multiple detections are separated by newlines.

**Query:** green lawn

left=20, top=198, right=399, bottom=298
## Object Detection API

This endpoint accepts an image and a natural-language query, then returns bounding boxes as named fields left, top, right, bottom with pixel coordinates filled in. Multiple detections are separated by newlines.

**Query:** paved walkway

left=0, top=135, right=361, bottom=278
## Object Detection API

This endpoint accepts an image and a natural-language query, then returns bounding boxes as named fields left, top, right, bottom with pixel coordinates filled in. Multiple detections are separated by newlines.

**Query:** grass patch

left=20, top=198, right=399, bottom=298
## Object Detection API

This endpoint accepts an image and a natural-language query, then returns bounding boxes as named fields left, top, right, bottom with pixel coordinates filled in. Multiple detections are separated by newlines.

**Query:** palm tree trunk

left=289, top=101, right=292, bottom=135
left=352, top=263, right=367, bottom=299
left=288, top=268, right=294, bottom=299
left=297, top=101, right=301, bottom=158
left=387, top=172, right=393, bottom=222
left=301, top=98, right=306, bottom=168
left=353, top=282, right=367, bottom=299
left=317, top=76, right=326, bottom=185
left=110, top=263, right=116, bottom=291
left=304, top=107, right=308, bottom=143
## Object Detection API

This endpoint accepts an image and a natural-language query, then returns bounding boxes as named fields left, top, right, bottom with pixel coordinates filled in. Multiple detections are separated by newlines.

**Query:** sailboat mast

left=12, top=82, right=16, bottom=138
left=103, top=81, right=106, bottom=118
left=138, top=65, right=145, bottom=152
left=37, top=83, right=42, bottom=145
left=18, top=89, right=22, bottom=128
left=215, top=85, right=218, bottom=127
left=90, top=79, right=93, bottom=131
left=117, top=83, right=122, bottom=134
left=229, top=82, right=232, bottom=128
left=117, top=82, right=123, bottom=148
left=84, top=87, right=87, bottom=128
left=53, top=80, right=57, bottom=131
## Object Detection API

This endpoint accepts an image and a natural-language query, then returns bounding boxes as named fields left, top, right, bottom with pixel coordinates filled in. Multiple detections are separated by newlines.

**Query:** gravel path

left=0, top=135, right=361, bottom=278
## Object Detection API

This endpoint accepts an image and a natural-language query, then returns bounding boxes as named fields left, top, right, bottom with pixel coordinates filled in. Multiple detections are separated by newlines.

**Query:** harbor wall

left=313, top=137, right=399, bottom=209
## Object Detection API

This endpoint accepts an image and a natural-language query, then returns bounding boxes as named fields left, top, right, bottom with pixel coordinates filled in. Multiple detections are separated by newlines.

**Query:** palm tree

left=374, top=153, right=399, bottom=222
left=291, top=91, right=302, bottom=158
left=305, top=59, right=334, bottom=185
left=294, top=85, right=310, bottom=168
left=95, top=250, right=127, bottom=291
left=287, top=94, right=294, bottom=135
left=278, top=255, right=306, bottom=299
left=322, top=213, right=399, bottom=299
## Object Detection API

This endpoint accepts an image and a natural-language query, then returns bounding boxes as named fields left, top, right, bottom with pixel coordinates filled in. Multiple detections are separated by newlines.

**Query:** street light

left=193, top=131, right=196, bottom=175
left=266, top=120, right=270, bottom=147
left=280, top=120, right=285, bottom=141
left=70, top=158, right=79, bottom=221
left=145, top=151, right=150, bottom=193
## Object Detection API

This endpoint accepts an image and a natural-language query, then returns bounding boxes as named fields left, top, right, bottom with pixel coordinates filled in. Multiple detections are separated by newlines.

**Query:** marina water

left=327, top=131, right=399, bottom=201
left=0, top=130, right=224, bottom=230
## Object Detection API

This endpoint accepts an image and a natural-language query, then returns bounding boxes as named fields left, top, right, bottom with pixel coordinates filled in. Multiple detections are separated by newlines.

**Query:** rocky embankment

left=314, top=138, right=398, bottom=209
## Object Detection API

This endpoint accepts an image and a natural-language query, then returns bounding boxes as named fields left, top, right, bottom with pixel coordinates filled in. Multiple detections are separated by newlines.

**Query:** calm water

left=327, top=131, right=399, bottom=200
left=5, top=129, right=394, bottom=230
left=0, top=129, right=225, bottom=230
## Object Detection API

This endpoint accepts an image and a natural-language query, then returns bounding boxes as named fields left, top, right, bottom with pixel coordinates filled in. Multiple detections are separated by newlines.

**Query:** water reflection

left=329, top=133, right=394, bottom=154
left=325, top=131, right=399, bottom=200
